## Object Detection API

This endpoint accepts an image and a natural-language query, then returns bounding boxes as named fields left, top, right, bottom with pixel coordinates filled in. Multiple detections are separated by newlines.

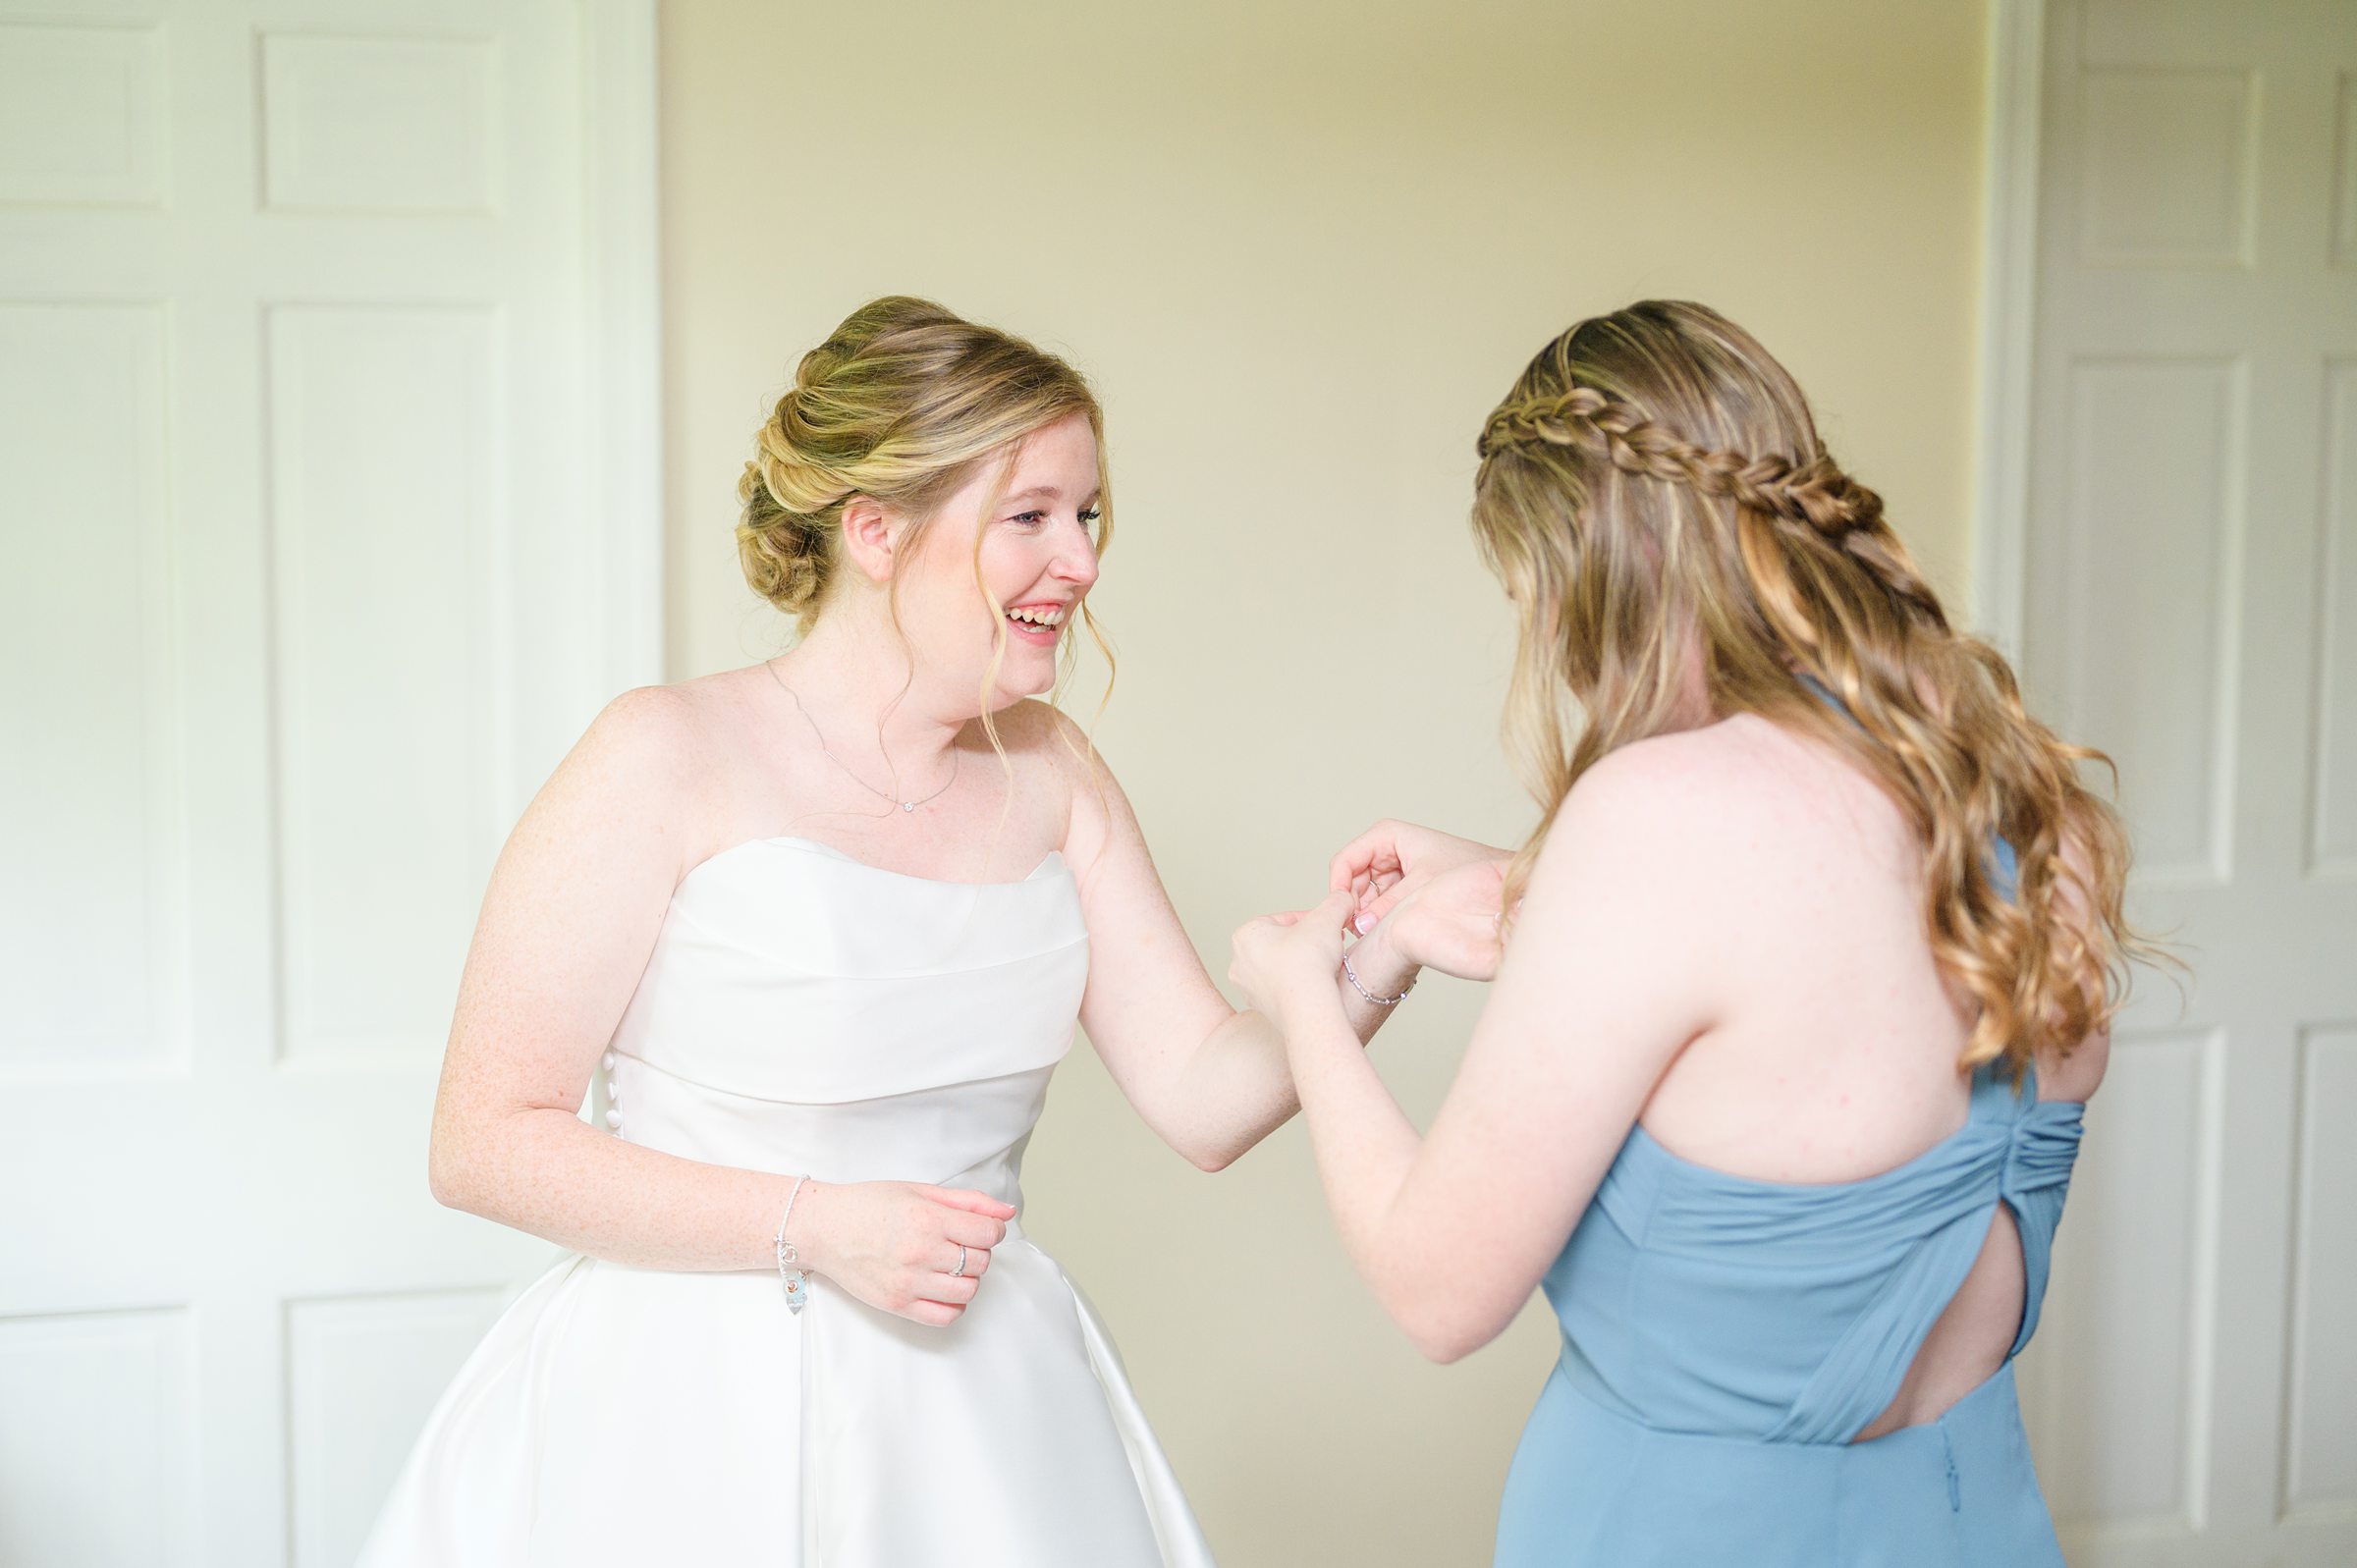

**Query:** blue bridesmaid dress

left=1494, top=715, right=2085, bottom=1562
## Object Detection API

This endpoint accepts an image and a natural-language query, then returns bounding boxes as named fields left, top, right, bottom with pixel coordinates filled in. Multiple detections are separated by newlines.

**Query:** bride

left=356, top=297, right=1416, bottom=1565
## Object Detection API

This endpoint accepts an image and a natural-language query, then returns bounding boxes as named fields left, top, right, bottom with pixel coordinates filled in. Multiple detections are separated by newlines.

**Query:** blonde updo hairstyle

left=738, top=297, right=1115, bottom=750
left=1471, top=299, right=2158, bottom=1079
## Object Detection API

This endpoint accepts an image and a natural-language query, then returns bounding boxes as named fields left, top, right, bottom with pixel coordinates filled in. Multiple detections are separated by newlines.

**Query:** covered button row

left=602, top=1051, right=622, bottom=1130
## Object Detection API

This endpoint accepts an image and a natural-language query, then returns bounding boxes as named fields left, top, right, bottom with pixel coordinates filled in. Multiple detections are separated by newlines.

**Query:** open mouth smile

left=1005, top=602, right=1069, bottom=644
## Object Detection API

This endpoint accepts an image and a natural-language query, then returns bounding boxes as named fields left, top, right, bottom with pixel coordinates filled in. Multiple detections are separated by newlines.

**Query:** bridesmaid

left=1231, top=300, right=2161, bottom=1565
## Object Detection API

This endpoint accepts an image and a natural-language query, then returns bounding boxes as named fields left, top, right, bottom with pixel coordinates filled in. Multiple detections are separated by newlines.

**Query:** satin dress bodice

left=605, top=837, right=1089, bottom=1202
left=358, top=837, right=1215, bottom=1568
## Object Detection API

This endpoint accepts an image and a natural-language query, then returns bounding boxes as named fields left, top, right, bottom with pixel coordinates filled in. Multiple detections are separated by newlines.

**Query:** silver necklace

left=764, top=658, right=959, bottom=813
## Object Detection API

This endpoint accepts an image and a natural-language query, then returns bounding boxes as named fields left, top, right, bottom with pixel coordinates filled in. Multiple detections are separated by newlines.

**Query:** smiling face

left=892, top=409, right=1104, bottom=709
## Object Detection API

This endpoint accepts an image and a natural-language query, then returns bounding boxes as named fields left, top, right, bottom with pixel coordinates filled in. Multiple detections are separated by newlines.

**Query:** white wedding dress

left=357, top=837, right=1216, bottom=1566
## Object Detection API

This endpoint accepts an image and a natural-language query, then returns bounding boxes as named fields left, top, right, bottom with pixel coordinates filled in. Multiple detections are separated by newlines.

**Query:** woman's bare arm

left=427, top=688, right=1013, bottom=1324
left=1236, top=743, right=1727, bottom=1361
left=427, top=686, right=793, bottom=1268
left=1042, top=707, right=1414, bottom=1172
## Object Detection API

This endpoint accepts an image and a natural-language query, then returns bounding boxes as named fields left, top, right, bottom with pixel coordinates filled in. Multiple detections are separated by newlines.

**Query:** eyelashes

left=1009, top=507, right=1104, bottom=536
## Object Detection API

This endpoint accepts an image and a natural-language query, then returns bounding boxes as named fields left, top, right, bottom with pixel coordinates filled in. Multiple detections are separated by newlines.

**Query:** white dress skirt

left=356, top=838, right=1216, bottom=1566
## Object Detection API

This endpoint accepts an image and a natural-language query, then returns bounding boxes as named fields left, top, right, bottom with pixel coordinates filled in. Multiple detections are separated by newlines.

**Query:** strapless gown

left=1494, top=1049, right=2082, bottom=1567
left=356, top=838, right=1215, bottom=1566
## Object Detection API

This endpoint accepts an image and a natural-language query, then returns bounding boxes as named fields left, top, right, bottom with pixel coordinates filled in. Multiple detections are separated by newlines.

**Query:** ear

left=838, top=496, right=900, bottom=587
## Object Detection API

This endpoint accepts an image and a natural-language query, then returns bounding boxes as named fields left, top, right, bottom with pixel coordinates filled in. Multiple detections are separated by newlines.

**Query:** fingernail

left=1354, top=913, right=1373, bottom=934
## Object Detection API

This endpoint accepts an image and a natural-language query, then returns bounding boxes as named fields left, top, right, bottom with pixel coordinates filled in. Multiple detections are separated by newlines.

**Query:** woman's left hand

left=1229, top=889, right=1358, bottom=1026
left=1380, top=855, right=1508, bottom=982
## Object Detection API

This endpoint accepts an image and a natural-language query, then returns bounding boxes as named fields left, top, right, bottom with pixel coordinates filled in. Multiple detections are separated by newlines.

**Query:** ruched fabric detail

left=1508, top=1039, right=2082, bottom=1566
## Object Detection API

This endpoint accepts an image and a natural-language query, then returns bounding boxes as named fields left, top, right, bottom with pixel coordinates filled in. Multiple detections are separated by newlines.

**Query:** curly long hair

left=1471, top=300, right=2152, bottom=1076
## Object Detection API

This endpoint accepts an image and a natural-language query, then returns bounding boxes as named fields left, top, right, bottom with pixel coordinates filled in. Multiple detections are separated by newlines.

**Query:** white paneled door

left=2003, top=2, right=2357, bottom=1566
left=0, top=3, right=657, bottom=1565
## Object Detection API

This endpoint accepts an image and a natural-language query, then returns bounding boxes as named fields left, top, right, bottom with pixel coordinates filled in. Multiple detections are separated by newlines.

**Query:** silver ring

left=954, top=1245, right=968, bottom=1278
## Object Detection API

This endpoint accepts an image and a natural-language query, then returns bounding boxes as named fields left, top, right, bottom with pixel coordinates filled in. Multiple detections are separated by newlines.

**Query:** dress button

left=602, top=1052, right=617, bottom=1073
left=604, top=1108, right=624, bottom=1130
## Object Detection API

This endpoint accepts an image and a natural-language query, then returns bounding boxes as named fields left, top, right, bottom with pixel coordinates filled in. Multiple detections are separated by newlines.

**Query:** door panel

left=2011, top=4, right=2357, bottom=1565
left=0, top=4, right=649, bottom=1562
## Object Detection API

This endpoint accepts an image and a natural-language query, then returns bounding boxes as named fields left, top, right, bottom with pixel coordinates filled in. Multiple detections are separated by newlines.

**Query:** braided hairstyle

left=1471, top=300, right=2149, bottom=1077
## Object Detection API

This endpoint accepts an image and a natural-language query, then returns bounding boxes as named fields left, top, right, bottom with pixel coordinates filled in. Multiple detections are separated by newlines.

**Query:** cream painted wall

left=659, top=2, right=1989, bottom=1561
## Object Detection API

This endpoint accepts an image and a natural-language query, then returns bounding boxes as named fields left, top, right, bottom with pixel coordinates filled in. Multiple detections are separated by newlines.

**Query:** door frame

left=582, top=0, right=665, bottom=696
left=1971, top=0, right=2046, bottom=658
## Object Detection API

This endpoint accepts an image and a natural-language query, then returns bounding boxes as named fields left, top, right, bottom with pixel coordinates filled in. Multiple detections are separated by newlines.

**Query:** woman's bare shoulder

left=988, top=695, right=1095, bottom=755
left=1562, top=716, right=1823, bottom=840
left=542, top=677, right=740, bottom=843
left=578, top=678, right=728, bottom=776
left=977, top=699, right=1141, bottom=880
left=1531, top=723, right=1792, bottom=915
left=986, top=698, right=1124, bottom=800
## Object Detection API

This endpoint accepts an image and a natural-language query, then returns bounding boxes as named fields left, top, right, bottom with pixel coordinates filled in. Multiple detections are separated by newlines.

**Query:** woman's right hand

left=791, top=1180, right=1015, bottom=1327
left=1328, top=819, right=1513, bottom=936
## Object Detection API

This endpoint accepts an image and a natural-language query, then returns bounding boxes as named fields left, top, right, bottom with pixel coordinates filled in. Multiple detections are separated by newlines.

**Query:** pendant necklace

left=765, top=657, right=959, bottom=813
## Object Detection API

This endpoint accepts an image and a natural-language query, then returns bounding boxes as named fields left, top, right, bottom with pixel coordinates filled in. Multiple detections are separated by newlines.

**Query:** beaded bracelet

left=1342, top=946, right=1415, bottom=1007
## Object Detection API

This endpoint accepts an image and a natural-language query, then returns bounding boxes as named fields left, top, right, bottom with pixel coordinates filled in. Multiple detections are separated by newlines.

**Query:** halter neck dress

left=1492, top=701, right=2084, bottom=1565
